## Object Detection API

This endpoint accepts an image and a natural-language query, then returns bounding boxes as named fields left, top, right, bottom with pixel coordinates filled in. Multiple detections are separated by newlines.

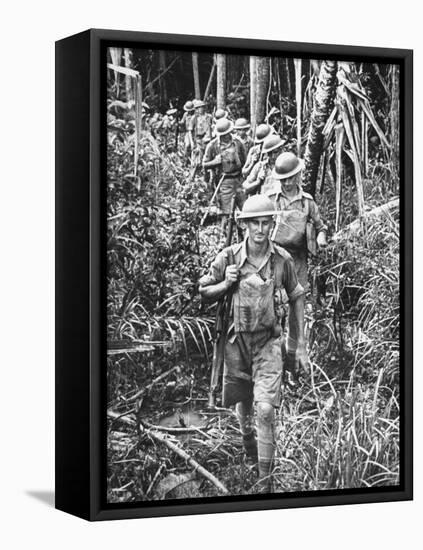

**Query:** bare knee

left=256, top=402, right=274, bottom=425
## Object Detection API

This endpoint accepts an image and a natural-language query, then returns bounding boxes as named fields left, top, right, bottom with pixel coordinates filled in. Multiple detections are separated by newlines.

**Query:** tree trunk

left=123, top=48, right=133, bottom=101
left=390, top=64, right=400, bottom=179
left=302, top=60, right=337, bottom=196
left=294, top=59, right=302, bottom=156
left=192, top=52, right=201, bottom=99
left=216, top=54, right=226, bottom=109
left=250, top=56, right=257, bottom=131
left=255, top=57, right=270, bottom=125
left=159, top=50, right=168, bottom=107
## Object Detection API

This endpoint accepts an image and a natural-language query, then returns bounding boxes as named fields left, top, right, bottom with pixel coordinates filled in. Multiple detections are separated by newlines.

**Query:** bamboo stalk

left=203, top=56, right=217, bottom=101
left=294, top=58, right=302, bottom=156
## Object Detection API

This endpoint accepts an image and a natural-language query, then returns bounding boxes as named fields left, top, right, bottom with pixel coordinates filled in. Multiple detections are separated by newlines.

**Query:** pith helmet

left=183, top=101, right=195, bottom=112
left=214, top=108, right=227, bottom=119
left=254, top=123, right=274, bottom=143
left=234, top=117, right=250, bottom=130
left=193, top=99, right=206, bottom=108
left=262, top=134, right=285, bottom=154
left=236, top=195, right=277, bottom=220
left=215, top=118, right=234, bottom=136
left=166, top=108, right=177, bottom=116
left=272, top=152, right=305, bottom=180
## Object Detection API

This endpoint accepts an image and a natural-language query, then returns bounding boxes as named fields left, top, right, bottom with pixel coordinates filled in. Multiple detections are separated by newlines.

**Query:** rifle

left=207, top=196, right=237, bottom=410
left=199, top=173, right=226, bottom=227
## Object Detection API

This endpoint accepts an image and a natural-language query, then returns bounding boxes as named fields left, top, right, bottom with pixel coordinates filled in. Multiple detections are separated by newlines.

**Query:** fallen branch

left=125, top=365, right=179, bottom=403
left=106, top=410, right=229, bottom=495
left=142, top=426, right=229, bottom=495
left=332, top=198, right=399, bottom=242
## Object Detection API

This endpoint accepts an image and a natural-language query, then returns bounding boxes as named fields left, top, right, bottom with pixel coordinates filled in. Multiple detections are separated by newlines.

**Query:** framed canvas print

left=55, top=29, right=413, bottom=521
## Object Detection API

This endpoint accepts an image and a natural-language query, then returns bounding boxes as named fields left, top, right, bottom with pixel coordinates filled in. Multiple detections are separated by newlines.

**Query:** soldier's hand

left=251, top=151, right=259, bottom=163
left=224, top=264, right=239, bottom=287
left=296, top=344, right=310, bottom=372
left=317, top=232, right=328, bottom=249
left=214, top=154, right=222, bottom=165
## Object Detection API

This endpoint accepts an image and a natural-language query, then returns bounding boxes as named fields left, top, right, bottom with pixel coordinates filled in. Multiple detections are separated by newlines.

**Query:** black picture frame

left=55, top=28, right=413, bottom=521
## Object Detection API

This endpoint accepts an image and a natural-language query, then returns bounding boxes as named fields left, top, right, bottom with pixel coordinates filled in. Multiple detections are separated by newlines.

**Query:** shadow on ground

left=26, top=490, right=55, bottom=508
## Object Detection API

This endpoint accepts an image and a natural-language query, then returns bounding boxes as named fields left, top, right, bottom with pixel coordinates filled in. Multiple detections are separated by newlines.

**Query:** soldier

left=199, top=195, right=309, bottom=492
left=242, top=123, right=274, bottom=178
left=161, top=108, right=178, bottom=151
left=234, top=118, right=254, bottom=157
left=203, top=118, right=246, bottom=232
left=266, top=152, right=327, bottom=378
left=242, top=134, right=285, bottom=196
left=188, top=99, right=213, bottom=178
left=180, top=100, right=195, bottom=163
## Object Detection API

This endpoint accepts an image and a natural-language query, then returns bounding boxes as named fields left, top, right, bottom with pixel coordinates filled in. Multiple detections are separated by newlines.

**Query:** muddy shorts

left=218, top=175, right=245, bottom=215
left=222, top=329, right=283, bottom=408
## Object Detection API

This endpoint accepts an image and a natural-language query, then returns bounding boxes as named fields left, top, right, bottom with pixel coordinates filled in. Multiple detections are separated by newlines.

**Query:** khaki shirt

left=266, top=185, right=327, bottom=234
left=199, top=238, right=304, bottom=304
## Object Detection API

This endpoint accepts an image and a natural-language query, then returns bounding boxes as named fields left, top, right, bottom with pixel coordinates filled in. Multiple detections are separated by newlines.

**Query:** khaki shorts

left=222, top=329, right=283, bottom=408
left=218, top=176, right=245, bottom=215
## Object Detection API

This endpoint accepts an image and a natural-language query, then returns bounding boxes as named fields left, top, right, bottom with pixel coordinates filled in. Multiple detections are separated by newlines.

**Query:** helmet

left=272, top=152, right=305, bottom=180
left=254, top=123, right=274, bottom=143
left=183, top=101, right=195, bottom=112
left=214, top=108, right=227, bottom=119
left=193, top=99, right=206, bottom=108
left=236, top=195, right=277, bottom=220
left=215, top=118, right=234, bottom=136
left=261, top=134, right=285, bottom=154
left=234, top=117, right=250, bottom=130
left=166, top=108, right=177, bottom=116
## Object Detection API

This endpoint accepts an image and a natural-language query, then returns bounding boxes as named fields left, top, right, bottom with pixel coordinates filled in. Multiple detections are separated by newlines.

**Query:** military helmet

left=234, top=117, right=250, bottom=130
left=254, top=123, right=274, bottom=143
left=236, top=195, right=277, bottom=220
left=215, top=118, right=234, bottom=136
left=183, top=101, right=195, bottom=112
left=214, top=108, right=227, bottom=120
left=272, top=152, right=305, bottom=180
left=193, top=99, right=206, bottom=109
left=166, top=108, right=177, bottom=116
left=262, top=134, right=285, bottom=154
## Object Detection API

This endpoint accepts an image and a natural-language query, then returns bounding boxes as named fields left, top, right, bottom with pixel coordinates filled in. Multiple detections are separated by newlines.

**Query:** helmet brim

left=216, top=121, right=235, bottom=136
left=184, top=106, right=195, bottom=112
left=272, top=159, right=305, bottom=180
left=235, top=124, right=250, bottom=130
left=263, top=140, right=286, bottom=154
left=236, top=210, right=278, bottom=220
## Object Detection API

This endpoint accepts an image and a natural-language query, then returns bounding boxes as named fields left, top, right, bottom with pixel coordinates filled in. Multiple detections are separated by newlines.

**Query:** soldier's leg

left=256, top=401, right=275, bottom=490
left=236, top=398, right=257, bottom=461
left=252, top=332, right=283, bottom=492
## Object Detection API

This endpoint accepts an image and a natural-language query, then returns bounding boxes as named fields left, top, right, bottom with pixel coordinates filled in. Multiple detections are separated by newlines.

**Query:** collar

left=279, top=184, right=303, bottom=203
left=239, top=237, right=275, bottom=271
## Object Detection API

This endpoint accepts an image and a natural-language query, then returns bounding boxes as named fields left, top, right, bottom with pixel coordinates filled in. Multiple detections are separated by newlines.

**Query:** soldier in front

left=199, top=195, right=309, bottom=492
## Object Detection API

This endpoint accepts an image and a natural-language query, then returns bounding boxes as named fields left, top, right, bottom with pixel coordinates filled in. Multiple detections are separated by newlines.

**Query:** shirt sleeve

left=198, top=249, right=227, bottom=287
left=203, top=140, right=217, bottom=164
left=282, top=255, right=304, bottom=301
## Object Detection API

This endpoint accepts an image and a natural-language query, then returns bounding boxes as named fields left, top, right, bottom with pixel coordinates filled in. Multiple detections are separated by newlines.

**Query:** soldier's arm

left=283, top=257, right=309, bottom=365
left=198, top=251, right=237, bottom=301
left=242, top=161, right=264, bottom=194
left=309, top=200, right=328, bottom=247
left=202, top=142, right=221, bottom=169
left=242, top=146, right=259, bottom=177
